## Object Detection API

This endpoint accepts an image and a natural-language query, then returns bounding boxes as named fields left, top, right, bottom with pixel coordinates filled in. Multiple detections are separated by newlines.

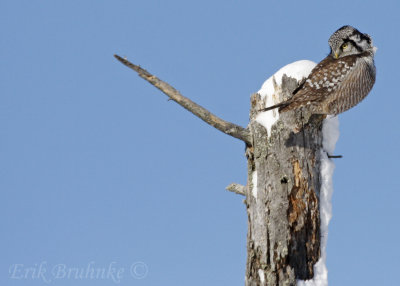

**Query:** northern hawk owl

left=261, top=26, right=376, bottom=115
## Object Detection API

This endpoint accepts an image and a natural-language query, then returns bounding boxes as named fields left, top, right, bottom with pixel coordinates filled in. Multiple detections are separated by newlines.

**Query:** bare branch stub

left=114, top=55, right=252, bottom=145
left=226, top=183, right=247, bottom=196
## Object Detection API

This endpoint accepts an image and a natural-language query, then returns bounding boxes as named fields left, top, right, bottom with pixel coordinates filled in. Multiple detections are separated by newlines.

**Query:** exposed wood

left=114, top=55, right=252, bottom=145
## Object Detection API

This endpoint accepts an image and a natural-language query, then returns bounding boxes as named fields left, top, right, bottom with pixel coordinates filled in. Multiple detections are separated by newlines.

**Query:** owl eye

left=341, top=43, right=349, bottom=50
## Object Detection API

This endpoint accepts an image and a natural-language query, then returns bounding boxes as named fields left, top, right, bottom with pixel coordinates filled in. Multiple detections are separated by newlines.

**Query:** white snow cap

left=255, top=60, right=316, bottom=136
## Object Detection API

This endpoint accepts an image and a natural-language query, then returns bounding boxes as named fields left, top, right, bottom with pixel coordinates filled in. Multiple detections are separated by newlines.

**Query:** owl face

left=328, top=25, right=374, bottom=59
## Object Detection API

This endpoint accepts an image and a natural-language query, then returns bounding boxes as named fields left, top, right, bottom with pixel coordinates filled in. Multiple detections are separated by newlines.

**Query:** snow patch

left=252, top=171, right=258, bottom=199
left=255, top=111, right=278, bottom=139
left=298, top=115, right=340, bottom=286
left=258, top=269, right=265, bottom=285
left=322, top=115, right=340, bottom=154
left=255, top=60, right=316, bottom=136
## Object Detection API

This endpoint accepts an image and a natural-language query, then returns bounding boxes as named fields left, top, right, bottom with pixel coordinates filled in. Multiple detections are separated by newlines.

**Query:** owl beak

left=334, top=51, right=339, bottom=59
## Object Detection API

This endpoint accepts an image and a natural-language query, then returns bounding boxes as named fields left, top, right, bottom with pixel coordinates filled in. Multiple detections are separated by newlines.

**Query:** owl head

left=328, top=25, right=375, bottom=59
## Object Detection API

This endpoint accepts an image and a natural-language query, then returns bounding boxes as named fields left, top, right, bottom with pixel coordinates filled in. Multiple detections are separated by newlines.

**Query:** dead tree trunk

left=114, top=55, right=333, bottom=286
left=244, top=76, right=325, bottom=285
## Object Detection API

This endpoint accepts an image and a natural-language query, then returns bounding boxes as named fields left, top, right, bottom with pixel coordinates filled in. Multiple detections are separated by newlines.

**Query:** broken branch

left=114, top=54, right=252, bottom=145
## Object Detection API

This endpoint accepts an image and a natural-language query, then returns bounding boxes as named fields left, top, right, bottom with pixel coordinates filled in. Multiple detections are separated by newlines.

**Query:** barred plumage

left=262, top=26, right=376, bottom=115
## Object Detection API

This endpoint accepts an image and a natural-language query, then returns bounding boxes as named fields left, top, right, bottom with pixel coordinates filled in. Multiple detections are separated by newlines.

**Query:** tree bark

left=115, top=56, right=327, bottom=286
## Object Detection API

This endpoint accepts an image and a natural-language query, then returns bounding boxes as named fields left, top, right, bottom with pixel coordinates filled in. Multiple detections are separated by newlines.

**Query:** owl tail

left=258, top=101, right=292, bottom=113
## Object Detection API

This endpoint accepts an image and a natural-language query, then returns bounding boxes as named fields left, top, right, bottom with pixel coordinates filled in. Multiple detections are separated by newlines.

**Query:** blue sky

left=1, top=1, right=399, bottom=285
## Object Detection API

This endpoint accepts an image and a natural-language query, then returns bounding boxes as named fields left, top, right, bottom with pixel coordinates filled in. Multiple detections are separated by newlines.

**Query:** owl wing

left=324, top=52, right=375, bottom=114
left=280, top=55, right=359, bottom=113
